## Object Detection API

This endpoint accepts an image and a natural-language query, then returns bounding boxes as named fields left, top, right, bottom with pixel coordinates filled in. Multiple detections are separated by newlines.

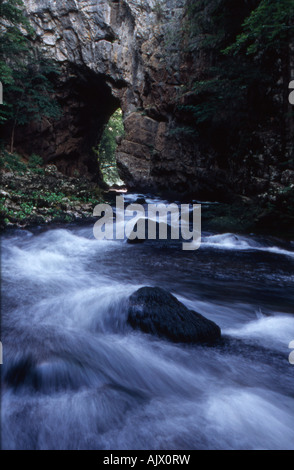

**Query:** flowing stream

left=1, top=194, right=294, bottom=450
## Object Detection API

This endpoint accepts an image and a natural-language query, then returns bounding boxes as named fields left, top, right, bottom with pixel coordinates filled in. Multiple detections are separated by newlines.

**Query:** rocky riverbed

left=1, top=192, right=294, bottom=450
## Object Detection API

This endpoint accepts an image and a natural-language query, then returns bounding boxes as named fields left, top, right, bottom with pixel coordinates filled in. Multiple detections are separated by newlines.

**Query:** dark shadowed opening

left=12, top=64, right=123, bottom=182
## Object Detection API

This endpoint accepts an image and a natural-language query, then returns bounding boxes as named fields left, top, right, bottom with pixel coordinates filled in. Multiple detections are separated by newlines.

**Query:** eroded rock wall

left=20, top=0, right=293, bottom=200
left=23, top=0, right=202, bottom=192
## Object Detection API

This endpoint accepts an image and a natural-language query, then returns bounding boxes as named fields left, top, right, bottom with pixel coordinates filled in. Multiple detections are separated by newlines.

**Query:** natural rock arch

left=16, top=63, right=121, bottom=179
left=18, top=0, right=195, bottom=192
left=15, top=2, right=153, bottom=181
left=17, top=0, right=292, bottom=201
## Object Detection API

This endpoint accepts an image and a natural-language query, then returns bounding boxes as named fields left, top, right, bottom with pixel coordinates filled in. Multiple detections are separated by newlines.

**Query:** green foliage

left=30, top=191, right=66, bottom=205
left=0, top=0, right=61, bottom=150
left=7, top=56, right=61, bottom=124
left=184, top=0, right=227, bottom=50
left=179, top=63, right=269, bottom=127
left=0, top=148, right=45, bottom=174
left=0, top=0, right=32, bottom=27
left=0, top=0, right=33, bottom=98
left=183, top=0, right=257, bottom=51
left=0, top=149, right=27, bottom=173
left=20, top=201, right=34, bottom=215
left=0, top=149, right=45, bottom=174
left=28, top=153, right=44, bottom=173
left=0, top=0, right=34, bottom=84
left=28, top=153, right=43, bottom=167
left=180, top=0, right=293, bottom=142
left=224, top=0, right=294, bottom=57
left=96, top=109, right=125, bottom=185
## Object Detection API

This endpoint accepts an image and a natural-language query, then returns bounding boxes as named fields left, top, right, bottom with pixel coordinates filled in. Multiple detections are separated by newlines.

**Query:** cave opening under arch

left=11, top=64, right=126, bottom=185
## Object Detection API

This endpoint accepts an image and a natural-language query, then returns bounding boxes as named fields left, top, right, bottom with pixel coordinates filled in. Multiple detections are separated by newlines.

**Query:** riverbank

left=1, top=153, right=293, bottom=240
left=201, top=190, right=294, bottom=240
left=0, top=157, right=106, bottom=231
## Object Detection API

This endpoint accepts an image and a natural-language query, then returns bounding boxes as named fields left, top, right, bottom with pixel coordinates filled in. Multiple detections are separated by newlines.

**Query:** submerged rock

left=4, top=356, right=36, bottom=389
left=127, top=287, right=221, bottom=344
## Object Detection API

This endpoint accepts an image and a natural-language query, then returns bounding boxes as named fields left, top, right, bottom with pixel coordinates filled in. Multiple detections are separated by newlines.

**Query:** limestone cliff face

left=21, top=0, right=293, bottom=201
left=23, top=0, right=185, bottom=186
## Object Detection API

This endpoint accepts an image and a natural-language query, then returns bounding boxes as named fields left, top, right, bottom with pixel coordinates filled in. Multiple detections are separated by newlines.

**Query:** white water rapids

left=1, top=195, right=294, bottom=450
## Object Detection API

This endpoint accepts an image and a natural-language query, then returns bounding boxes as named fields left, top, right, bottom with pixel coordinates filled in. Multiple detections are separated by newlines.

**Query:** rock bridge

left=22, top=0, right=190, bottom=193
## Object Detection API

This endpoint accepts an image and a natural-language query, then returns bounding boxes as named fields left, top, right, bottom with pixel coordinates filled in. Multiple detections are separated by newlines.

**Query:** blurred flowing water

left=1, top=194, right=294, bottom=450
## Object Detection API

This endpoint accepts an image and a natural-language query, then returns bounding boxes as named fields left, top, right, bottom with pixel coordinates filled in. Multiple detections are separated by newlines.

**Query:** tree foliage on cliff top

left=223, top=0, right=294, bottom=57
left=181, top=0, right=293, bottom=138
left=185, top=0, right=294, bottom=50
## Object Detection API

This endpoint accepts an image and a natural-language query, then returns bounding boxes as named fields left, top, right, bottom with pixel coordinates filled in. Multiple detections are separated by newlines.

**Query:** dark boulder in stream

left=127, top=287, right=221, bottom=344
